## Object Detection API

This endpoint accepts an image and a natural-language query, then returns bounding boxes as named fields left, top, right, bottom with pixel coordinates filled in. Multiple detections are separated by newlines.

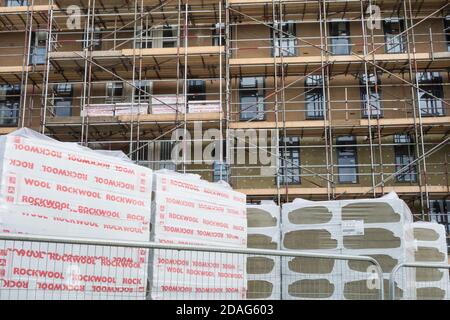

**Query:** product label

left=342, top=220, right=365, bottom=236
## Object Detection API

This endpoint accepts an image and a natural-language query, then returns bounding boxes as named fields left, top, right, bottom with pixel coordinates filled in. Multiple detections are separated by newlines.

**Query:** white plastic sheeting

left=281, top=192, right=416, bottom=300
left=246, top=201, right=280, bottom=299
left=412, top=222, right=449, bottom=300
left=149, top=170, right=247, bottom=300
left=0, top=128, right=153, bottom=299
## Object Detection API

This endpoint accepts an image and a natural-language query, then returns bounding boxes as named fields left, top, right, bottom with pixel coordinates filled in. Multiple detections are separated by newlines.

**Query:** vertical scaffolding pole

left=41, top=0, right=55, bottom=135
left=360, top=1, right=377, bottom=197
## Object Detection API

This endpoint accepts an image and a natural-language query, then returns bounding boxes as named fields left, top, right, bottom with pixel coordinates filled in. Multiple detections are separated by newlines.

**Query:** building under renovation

left=0, top=0, right=449, bottom=248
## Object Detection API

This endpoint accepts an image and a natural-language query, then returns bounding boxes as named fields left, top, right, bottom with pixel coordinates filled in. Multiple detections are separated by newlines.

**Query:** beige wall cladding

left=341, top=202, right=401, bottom=223
left=413, top=228, right=440, bottom=242
left=416, top=287, right=447, bottom=300
left=287, top=206, right=333, bottom=225
left=343, top=228, right=402, bottom=250
left=287, top=279, right=335, bottom=299
left=283, top=229, right=339, bottom=250
left=347, top=254, right=399, bottom=274
left=415, top=246, right=446, bottom=262
left=287, top=257, right=335, bottom=274
left=247, top=257, right=275, bottom=275
left=247, top=280, right=274, bottom=299
left=344, top=279, right=402, bottom=300
left=247, top=233, right=278, bottom=249
left=247, top=208, right=278, bottom=228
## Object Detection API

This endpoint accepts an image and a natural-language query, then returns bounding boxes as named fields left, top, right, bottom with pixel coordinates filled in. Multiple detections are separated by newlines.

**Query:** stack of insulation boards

left=0, top=128, right=153, bottom=300
left=246, top=201, right=280, bottom=299
left=412, top=222, right=449, bottom=300
left=149, top=170, right=247, bottom=300
left=281, top=198, right=343, bottom=300
left=281, top=192, right=416, bottom=300
left=339, top=193, right=415, bottom=300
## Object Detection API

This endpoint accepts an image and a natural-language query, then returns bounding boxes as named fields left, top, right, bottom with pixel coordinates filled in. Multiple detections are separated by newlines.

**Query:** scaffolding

left=0, top=0, right=449, bottom=230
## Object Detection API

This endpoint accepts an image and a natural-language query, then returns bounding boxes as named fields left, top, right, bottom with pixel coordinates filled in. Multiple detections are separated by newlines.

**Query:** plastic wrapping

left=281, top=192, right=416, bottom=300
left=246, top=201, right=280, bottom=300
left=149, top=170, right=247, bottom=300
left=0, top=128, right=153, bottom=299
left=412, top=222, right=449, bottom=300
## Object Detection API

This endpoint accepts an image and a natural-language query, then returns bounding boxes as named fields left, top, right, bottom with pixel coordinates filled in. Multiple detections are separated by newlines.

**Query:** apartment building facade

left=0, top=0, right=449, bottom=246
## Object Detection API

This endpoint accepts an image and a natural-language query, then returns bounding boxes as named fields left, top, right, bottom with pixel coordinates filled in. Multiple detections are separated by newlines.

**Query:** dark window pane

left=279, top=136, right=301, bottom=184
left=360, top=74, right=382, bottom=117
left=417, top=72, right=444, bottom=116
left=329, top=21, right=351, bottom=55
left=383, top=19, right=405, bottom=53
left=272, top=21, right=297, bottom=57
left=188, top=80, right=206, bottom=101
left=239, top=77, right=265, bottom=120
left=394, top=134, right=416, bottom=182
left=337, top=136, right=357, bottom=183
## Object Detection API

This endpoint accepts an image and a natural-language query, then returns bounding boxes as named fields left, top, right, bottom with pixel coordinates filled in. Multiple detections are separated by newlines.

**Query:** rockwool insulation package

left=282, top=274, right=343, bottom=300
left=281, top=192, right=417, bottom=300
left=0, top=128, right=153, bottom=300
left=246, top=201, right=281, bottom=300
left=281, top=199, right=345, bottom=300
left=412, top=222, right=449, bottom=300
left=340, top=193, right=416, bottom=300
left=149, top=170, right=247, bottom=300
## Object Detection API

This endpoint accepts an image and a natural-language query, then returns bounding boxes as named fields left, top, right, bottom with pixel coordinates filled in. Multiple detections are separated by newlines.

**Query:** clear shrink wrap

left=149, top=170, right=247, bottom=300
left=0, top=128, right=153, bottom=300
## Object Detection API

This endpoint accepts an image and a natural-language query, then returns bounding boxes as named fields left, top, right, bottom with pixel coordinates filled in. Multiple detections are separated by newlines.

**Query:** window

left=394, top=134, right=416, bottom=182
left=336, top=136, right=358, bottom=184
left=53, top=84, right=73, bottom=117
left=187, top=80, right=206, bottom=102
left=239, top=77, right=265, bottom=121
left=305, top=75, right=324, bottom=119
left=417, top=72, right=444, bottom=116
left=430, top=200, right=450, bottom=252
left=106, top=82, right=123, bottom=103
left=271, top=21, right=297, bottom=57
left=444, top=17, right=450, bottom=51
left=162, top=26, right=176, bottom=48
left=0, top=85, right=20, bottom=126
left=134, top=80, right=152, bottom=102
left=329, top=21, right=351, bottom=55
left=360, top=73, right=382, bottom=117
left=6, top=0, right=28, bottom=5
left=278, top=137, right=300, bottom=185
left=212, top=23, right=225, bottom=46
left=159, top=140, right=176, bottom=170
left=383, top=19, right=405, bottom=53
left=83, top=27, right=102, bottom=50
left=136, top=27, right=153, bottom=49
left=30, top=31, right=47, bottom=65
left=213, top=161, right=229, bottom=182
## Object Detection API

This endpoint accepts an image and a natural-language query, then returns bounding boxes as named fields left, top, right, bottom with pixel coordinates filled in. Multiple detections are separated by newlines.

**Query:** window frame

left=187, top=80, right=206, bottom=102
left=271, top=21, right=297, bottom=57
left=278, top=136, right=301, bottom=185
left=360, top=73, right=383, bottom=118
left=336, top=136, right=358, bottom=184
left=53, top=83, right=73, bottom=117
left=239, top=77, right=265, bottom=121
left=105, top=82, right=124, bottom=104
left=304, top=75, right=325, bottom=120
left=383, top=18, right=406, bottom=53
left=417, top=72, right=445, bottom=116
left=329, top=21, right=351, bottom=55
left=393, top=134, right=417, bottom=183
left=0, top=84, right=20, bottom=126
